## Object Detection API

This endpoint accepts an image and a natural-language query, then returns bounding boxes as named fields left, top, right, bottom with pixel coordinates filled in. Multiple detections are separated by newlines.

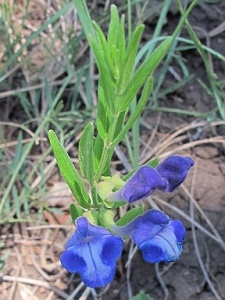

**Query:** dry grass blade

left=152, top=196, right=225, bottom=248
left=182, top=184, right=225, bottom=251
left=189, top=160, right=222, bottom=300
left=1, top=275, right=69, bottom=299
left=140, top=120, right=225, bottom=164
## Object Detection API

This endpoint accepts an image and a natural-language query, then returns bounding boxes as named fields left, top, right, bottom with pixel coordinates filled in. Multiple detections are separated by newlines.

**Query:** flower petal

left=108, top=155, right=194, bottom=203
left=140, top=219, right=184, bottom=263
left=60, top=217, right=123, bottom=288
left=156, top=155, right=194, bottom=192
left=112, top=210, right=185, bottom=264
left=109, top=166, right=167, bottom=203
left=60, top=248, right=86, bottom=274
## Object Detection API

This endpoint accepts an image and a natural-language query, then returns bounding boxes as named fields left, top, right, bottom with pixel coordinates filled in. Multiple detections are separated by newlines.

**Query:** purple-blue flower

left=112, top=210, right=185, bottom=263
left=60, top=217, right=123, bottom=288
left=155, top=155, right=194, bottom=192
left=109, top=155, right=194, bottom=203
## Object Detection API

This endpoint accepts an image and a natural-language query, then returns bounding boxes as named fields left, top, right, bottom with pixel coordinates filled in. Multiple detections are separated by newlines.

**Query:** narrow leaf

left=93, top=21, right=115, bottom=75
left=96, top=82, right=111, bottom=139
left=117, top=24, right=145, bottom=93
left=113, top=110, right=126, bottom=140
left=118, top=15, right=126, bottom=66
left=72, top=0, right=96, bottom=45
left=69, top=203, right=83, bottom=222
left=91, top=37, right=115, bottom=117
left=116, top=206, right=144, bottom=226
left=118, top=37, right=172, bottom=112
left=107, top=5, right=120, bottom=49
left=93, top=134, right=104, bottom=172
left=112, top=76, right=153, bottom=147
left=48, top=130, right=90, bottom=209
left=78, top=122, right=94, bottom=185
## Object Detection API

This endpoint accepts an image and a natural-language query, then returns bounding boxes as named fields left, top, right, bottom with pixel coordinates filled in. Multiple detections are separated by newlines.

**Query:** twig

left=26, top=224, right=73, bottom=230
left=126, top=241, right=135, bottom=300
left=155, top=264, right=169, bottom=300
left=1, top=275, right=69, bottom=299
left=67, top=282, right=85, bottom=300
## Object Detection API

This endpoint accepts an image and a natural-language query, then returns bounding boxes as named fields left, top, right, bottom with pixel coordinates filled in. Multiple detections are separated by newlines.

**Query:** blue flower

left=109, top=155, right=194, bottom=203
left=155, top=155, right=194, bottom=192
left=60, top=217, right=123, bottom=288
left=112, top=210, right=185, bottom=263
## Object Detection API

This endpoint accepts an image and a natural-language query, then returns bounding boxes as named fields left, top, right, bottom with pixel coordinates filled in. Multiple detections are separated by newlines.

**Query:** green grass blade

left=0, top=3, right=72, bottom=80
left=146, top=0, right=171, bottom=57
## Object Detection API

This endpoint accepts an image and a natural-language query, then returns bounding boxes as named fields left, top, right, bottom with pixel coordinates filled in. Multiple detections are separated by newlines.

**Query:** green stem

left=91, top=186, right=99, bottom=208
left=94, top=112, right=120, bottom=182
left=94, top=142, right=111, bottom=182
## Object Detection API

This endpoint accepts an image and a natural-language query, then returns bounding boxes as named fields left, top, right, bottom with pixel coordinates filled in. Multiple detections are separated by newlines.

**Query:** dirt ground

left=1, top=1, right=225, bottom=300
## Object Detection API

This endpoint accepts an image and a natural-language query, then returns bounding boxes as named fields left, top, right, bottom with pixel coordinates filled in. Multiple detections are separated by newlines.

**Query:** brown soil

left=1, top=1, right=225, bottom=300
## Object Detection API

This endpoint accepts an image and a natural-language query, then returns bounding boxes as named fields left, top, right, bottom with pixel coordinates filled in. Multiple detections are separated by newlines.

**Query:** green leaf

left=96, top=82, right=111, bottom=139
left=93, top=21, right=115, bottom=77
left=107, top=5, right=120, bottom=49
left=93, top=135, right=114, bottom=177
left=117, top=24, right=145, bottom=94
left=78, top=122, right=94, bottom=185
left=116, top=206, right=144, bottom=226
left=72, top=0, right=96, bottom=46
left=118, top=37, right=172, bottom=112
left=132, top=291, right=154, bottom=300
left=112, top=110, right=126, bottom=141
left=111, top=200, right=127, bottom=209
left=91, top=41, right=115, bottom=136
left=69, top=203, right=83, bottom=222
left=118, top=15, right=126, bottom=67
left=148, top=157, right=159, bottom=168
left=93, top=134, right=104, bottom=172
left=112, top=76, right=153, bottom=147
left=48, top=130, right=90, bottom=209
